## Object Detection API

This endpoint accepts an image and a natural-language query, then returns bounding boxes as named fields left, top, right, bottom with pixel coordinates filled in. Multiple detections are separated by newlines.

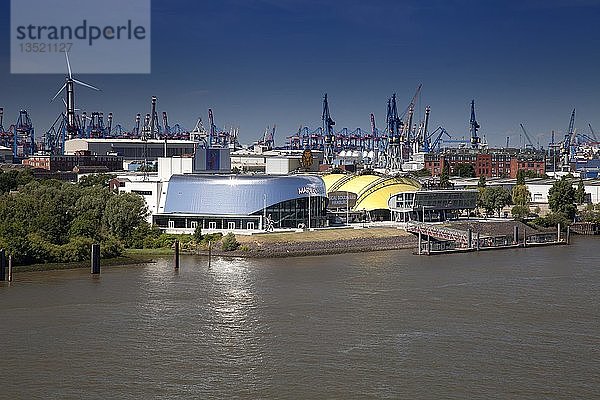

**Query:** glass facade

left=260, top=196, right=327, bottom=228
left=154, top=196, right=327, bottom=230
left=389, top=190, right=478, bottom=222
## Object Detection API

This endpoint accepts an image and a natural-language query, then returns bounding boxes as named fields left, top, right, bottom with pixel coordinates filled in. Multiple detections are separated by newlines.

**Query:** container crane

left=12, top=110, right=35, bottom=159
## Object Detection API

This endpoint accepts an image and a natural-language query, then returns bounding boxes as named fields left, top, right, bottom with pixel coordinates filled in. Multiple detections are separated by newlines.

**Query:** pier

left=407, top=221, right=567, bottom=255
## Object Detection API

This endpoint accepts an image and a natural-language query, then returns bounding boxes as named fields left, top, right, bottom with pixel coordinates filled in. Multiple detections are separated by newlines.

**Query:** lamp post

left=346, top=191, right=349, bottom=226
left=263, top=193, right=267, bottom=231
left=308, top=192, right=311, bottom=230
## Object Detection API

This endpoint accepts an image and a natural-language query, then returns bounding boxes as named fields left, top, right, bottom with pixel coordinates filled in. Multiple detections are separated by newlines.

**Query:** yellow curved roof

left=354, top=182, right=419, bottom=211
left=337, top=175, right=380, bottom=194
left=322, top=173, right=347, bottom=192
left=323, top=173, right=420, bottom=211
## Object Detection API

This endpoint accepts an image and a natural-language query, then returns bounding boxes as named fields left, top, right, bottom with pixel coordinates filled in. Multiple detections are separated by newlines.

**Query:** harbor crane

left=424, top=126, right=451, bottom=153
left=469, top=99, right=481, bottom=149
left=561, top=109, right=576, bottom=166
left=519, top=123, right=536, bottom=149
left=385, top=93, right=403, bottom=170
left=589, top=123, right=598, bottom=142
left=322, top=93, right=336, bottom=164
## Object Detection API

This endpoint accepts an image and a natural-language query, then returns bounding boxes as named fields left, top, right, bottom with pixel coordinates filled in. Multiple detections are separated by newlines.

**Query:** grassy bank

left=13, top=254, right=155, bottom=273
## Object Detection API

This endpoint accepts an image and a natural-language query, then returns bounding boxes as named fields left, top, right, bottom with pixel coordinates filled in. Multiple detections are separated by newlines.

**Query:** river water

left=1, top=238, right=599, bottom=399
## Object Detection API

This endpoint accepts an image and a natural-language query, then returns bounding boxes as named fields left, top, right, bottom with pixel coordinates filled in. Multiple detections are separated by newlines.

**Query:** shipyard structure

left=2, top=65, right=600, bottom=232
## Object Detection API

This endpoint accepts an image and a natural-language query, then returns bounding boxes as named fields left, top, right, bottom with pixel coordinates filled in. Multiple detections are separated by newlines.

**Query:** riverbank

left=13, top=254, right=155, bottom=273
left=199, top=227, right=418, bottom=258
left=7, top=220, right=583, bottom=272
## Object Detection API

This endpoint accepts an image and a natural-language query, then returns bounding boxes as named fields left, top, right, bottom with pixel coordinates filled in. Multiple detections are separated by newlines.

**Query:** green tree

left=548, top=177, right=576, bottom=219
left=516, top=169, right=526, bottom=185
left=453, top=163, right=475, bottom=178
left=511, top=205, right=529, bottom=220
left=575, top=179, right=586, bottom=204
left=102, top=193, right=149, bottom=241
left=0, top=169, right=34, bottom=194
left=193, top=225, right=203, bottom=242
left=412, top=168, right=432, bottom=178
left=79, top=173, right=115, bottom=188
left=439, top=163, right=450, bottom=188
left=511, top=183, right=531, bottom=220
left=481, top=186, right=512, bottom=217
left=512, top=184, right=531, bottom=207
left=477, top=176, right=486, bottom=188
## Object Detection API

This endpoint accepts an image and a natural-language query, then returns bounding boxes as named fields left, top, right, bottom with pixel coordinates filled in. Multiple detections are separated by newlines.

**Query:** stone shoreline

left=196, top=234, right=419, bottom=259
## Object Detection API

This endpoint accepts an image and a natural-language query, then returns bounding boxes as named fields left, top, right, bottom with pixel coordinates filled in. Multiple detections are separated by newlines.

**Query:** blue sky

left=1, top=0, right=600, bottom=147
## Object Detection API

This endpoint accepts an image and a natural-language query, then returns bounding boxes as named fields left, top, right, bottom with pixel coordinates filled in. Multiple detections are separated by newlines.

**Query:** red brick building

left=22, top=151, right=122, bottom=173
left=424, top=148, right=545, bottom=178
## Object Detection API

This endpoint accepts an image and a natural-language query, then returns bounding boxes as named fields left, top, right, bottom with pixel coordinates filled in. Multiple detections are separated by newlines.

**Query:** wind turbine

left=51, top=52, right=100, bottom=138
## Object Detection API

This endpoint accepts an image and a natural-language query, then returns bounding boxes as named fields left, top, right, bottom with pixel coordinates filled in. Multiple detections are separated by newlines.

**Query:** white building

left=527, top=178, right=600, bottom=204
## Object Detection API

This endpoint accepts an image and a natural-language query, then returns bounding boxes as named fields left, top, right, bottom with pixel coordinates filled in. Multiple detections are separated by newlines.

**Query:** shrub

left=193, top=225, right=203, bottom=242
left=532, top=211, right=571, bottom=228
left=221, top=233, right=239, bottom=251
left=511, top=205, right=530, bottom=221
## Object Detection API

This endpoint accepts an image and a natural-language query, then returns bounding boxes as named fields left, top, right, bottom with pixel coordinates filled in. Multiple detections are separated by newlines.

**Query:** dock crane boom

left=589, top=123, right=598, bottom=142
left=561, top=109, right=576, bottom=166
left=519, top=123, right=536, bottom=149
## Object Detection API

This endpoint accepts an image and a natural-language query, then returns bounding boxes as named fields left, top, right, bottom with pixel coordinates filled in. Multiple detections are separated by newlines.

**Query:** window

left=228, top=222, right=236, bottom=230
left=168, top=220, right=175, bottom=229
left=190, top=221, right=198, bottom=229
left=208, top=221, right=217, bottom=229
left=247, top=222, right=255, bottom=230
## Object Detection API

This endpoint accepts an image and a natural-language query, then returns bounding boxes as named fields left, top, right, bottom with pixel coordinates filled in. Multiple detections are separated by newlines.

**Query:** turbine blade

left=65, top=51, right=72, bottom=78
left=50, top=83, right=67, bottom=102
left=73, top=79, right=100, bottom=91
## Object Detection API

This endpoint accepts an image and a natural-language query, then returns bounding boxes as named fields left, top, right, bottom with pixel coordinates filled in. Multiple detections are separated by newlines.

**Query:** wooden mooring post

left=174, top=240, right=180, bottom=269
left=208, top=241, right=213, bottom=267
left=557, top=223, right=561, bottom=242
left=0, top=249, right=6, bottom=282
left=91, top=244, right=100, bottom=274
left=513, top=225, right=519, bottom=244
left=418, top=232, right=422, bottom=255
left=427, top=234, right=431, bottom=255
left=566, top=226, right=570, bottom=245
left=7, top=255, right=13, bottom=282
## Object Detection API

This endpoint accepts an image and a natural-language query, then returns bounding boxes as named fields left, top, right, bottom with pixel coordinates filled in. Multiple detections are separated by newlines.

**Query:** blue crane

left=589, top=123, right=598, bottom=142
left=423, top=126, right=451, bottom=153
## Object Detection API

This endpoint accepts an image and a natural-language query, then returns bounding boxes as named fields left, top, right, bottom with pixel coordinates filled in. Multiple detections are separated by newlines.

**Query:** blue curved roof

left=163, top=174, right=326, bottom=215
